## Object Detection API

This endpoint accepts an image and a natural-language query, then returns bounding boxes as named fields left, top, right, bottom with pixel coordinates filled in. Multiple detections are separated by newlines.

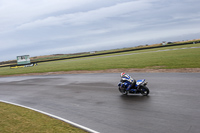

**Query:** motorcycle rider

left=120, top=72, right=136, bottom=94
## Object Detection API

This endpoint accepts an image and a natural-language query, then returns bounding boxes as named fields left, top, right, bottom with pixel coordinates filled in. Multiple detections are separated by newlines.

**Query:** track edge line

left=0, top=100, right=100, bottom=133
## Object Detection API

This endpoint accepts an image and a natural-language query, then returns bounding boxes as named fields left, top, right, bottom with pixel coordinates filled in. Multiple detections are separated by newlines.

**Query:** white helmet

left=121, top=72, right=125, bottom=77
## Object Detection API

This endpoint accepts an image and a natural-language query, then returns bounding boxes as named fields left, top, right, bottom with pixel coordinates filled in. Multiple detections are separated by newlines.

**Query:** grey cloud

left=0, top=0, right=200, bottom=61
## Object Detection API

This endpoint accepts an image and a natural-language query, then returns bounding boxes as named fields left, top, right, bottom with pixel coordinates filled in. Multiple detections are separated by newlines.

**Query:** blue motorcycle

left=118, top=79, right=150, bottom=96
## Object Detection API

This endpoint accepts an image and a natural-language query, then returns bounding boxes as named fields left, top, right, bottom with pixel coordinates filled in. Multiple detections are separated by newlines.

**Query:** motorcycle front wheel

left=119, top=87, right=128, bottom=95
left=140, top=86, right=149, bottom=96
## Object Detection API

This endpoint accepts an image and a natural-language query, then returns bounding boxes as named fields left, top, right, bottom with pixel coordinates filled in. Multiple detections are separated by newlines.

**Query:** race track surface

left=0, top=73, right=200, bottom=133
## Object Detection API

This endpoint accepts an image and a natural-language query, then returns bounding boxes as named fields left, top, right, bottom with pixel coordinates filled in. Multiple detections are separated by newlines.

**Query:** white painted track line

left=0, top=100, right=100, bottom=133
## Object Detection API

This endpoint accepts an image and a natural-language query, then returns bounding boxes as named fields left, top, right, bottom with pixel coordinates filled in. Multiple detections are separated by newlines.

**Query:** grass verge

left=0, top=102, right=88, bottom=133
left=0, top=43, right=200, bottom=76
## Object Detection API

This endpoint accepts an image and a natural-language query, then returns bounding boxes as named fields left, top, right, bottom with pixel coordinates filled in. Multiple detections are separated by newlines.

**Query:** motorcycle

left=118, top=79, right=150, bottom=96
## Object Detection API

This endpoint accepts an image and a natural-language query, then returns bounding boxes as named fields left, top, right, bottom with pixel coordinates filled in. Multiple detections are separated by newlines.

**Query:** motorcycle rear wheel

left=140, top=86, right=149, bottom=96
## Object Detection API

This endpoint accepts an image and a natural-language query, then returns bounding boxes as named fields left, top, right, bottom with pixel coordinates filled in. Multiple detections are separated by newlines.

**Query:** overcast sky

left=0, top=0, right=200, bottom=61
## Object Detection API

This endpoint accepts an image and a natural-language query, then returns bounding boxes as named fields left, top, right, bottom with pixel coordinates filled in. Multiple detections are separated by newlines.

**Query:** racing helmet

left=121, top=72, right=125, bottom=77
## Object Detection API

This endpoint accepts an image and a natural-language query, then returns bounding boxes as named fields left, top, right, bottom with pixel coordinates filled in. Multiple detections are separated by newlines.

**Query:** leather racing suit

left=120, top=74, right=136, bottom=91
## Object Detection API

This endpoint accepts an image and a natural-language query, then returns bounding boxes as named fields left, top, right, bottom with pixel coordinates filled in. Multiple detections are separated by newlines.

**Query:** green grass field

left=0, top=43, right=200, bottom=76
left=0, top=102, right=88, bottom=133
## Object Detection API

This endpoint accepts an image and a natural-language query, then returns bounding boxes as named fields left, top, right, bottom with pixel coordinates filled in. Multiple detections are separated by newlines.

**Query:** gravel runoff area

left=1, top=68, right=200, bottom=77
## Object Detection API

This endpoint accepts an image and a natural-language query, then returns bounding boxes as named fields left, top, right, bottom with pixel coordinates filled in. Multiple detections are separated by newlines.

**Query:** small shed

left=17, top=55, right=30, bottom=65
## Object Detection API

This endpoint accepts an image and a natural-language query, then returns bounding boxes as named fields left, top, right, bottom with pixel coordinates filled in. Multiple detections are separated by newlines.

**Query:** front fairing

left=118, top=82, right=122, bottom=86
left=118, top=81, right=131, bottom=88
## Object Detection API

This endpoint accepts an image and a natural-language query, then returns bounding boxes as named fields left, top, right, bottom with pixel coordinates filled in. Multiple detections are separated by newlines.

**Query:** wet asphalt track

left=0, top=73, right=200, bottom=133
